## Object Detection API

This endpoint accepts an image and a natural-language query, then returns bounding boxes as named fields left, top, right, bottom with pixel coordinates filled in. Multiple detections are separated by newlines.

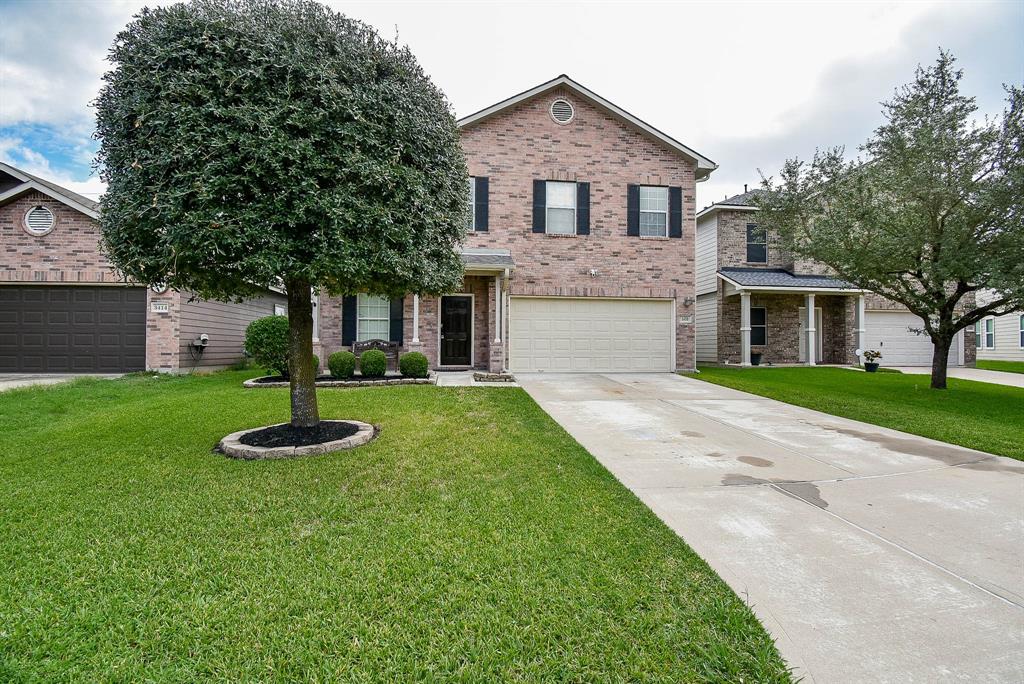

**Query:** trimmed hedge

left=311, top=354, right=320, bottom=374
left=399, top=352, right=429, bottom=378
left=328, top=351, right=357, bottom=379
left=244, top=316, right=290, bottom=375
left=360, top=349, right=387, bottom=378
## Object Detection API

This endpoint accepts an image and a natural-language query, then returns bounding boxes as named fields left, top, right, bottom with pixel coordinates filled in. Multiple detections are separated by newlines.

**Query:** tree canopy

left=757, top=51, right=1023, bottom=388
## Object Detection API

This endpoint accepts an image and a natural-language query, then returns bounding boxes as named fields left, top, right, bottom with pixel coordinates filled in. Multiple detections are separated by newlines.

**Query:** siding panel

left=977, top=312, right=1024, bottom=362
left=179, top=293, right=288, bottom=369
left=695, top=292, right=718, bottom=363
left=695, top=216, right=718, bottom=295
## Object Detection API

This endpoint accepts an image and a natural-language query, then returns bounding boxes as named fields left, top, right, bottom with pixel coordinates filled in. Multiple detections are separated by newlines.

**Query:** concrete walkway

left=892, top=366, right=1024, bottom=389
left=0, top=373, right=121, bottom=392
left=518, top=373, right=1024, bottom=683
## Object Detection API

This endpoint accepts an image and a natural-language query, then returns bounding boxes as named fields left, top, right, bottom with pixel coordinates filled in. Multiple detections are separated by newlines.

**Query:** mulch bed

left=250, top=375, right=419, bottom=384
left=238, top=420, right=359, bottom=448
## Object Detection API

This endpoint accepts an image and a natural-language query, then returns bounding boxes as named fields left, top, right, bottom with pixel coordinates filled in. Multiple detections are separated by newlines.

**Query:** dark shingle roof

left=715, top=189, right=765, bottom=207
left=719, top=267, right=854, bottom=290
left=460, top=248, right=515, bottom=269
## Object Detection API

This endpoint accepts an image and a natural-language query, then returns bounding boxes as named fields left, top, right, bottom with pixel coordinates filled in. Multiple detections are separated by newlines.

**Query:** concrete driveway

left=892, top=366, right=1024, bottom=389
left=519, top=373, right=1024, bottom=683
left=0, top=373, right=121, bottom=392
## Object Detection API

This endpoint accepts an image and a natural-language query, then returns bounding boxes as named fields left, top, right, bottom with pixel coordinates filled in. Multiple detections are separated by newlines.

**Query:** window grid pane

left=750, top=307, right=767, bottom=345
left=356, top=294, right=390, bottom=341
left=546, top=181, right=576, bottom=209
left=547, top=207, right=575, bottom=234
left=639, top=186, right=668, bottom=237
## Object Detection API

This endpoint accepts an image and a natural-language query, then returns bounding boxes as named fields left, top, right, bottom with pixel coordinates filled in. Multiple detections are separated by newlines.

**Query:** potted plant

left=750, top=352, right=763, bottom=366
left=863, top=350, right=882, bottom=373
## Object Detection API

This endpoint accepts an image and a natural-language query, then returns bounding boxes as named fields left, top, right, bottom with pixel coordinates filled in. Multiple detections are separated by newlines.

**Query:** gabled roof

left=0, top=162, right=100, bottom=219
left=696, top=188, right=765, bottom=220
left=457, top=75, right=718, bottom=181
left=718, top=267, right=861, bottom=292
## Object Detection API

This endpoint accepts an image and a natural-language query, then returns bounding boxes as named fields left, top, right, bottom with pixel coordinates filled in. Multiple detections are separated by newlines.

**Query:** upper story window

left=467, top=177, right=476, bottom=230
left=746, top=223, right=767, bottom=263
left=546, top=181, right=577, bottom=235
left=639, top=186, right=668, bottom=237
left=357, top=294, right=390, bottom=341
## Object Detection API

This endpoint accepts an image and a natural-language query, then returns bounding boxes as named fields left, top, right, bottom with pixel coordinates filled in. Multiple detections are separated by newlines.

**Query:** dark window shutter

left=532, top=179, right=546, bottom=233
left=669, top=186, right=682, bottom=238
left=576, top=182, right=590, bottom=235
left=474, top=176, right=489, bottom=232
left=342, top=295, right=357, bottom=346
left=627, top=184, right=640, bottom=236
left=389, top=297, right=404, bottom=344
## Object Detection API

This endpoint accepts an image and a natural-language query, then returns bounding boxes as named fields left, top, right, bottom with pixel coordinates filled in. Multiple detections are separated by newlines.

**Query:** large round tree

left=95, top=0, right=467, bottom=427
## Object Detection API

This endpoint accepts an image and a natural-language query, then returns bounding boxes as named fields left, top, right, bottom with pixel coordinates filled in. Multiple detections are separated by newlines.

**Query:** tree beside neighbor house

left=94, top=0, right=468, bottom=427
left=757, top=51, right=1023, bottom=389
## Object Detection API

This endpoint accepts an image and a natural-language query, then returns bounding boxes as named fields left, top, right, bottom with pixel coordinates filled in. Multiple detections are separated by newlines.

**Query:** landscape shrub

left=244, top=316, right=289, bottom=375
left=359, top=349, right=387, bottom=378
left=399, top=352, right=429, bottom=378
left=328, top=351, right=357, bottom=379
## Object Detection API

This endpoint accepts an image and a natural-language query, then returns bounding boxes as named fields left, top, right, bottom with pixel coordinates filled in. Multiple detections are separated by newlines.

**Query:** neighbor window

left=639, top=186, right=668, bottom=237
left=746, top=224, right=767, bottom=263
left=975, top=321, right=982, bottom=349
left=357, top=294, right=390, bottom=341
left=467, top=177, right=476, bottom=230
left=1019, top=315, right=1023, bottom=348
left=750, top=307, right=767, bottom=346
left=312, top=292, right=320, bottom=341
left=273, top=304, right=286, bottom=316
left=984, top=318, right=995, bottom=349
left=545, top=181, right=576, bottom=235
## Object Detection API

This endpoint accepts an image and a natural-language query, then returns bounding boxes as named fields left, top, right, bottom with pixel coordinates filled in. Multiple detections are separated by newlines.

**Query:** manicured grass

left=976, top=359, right=1024, bottom=375
left=695, top=366, right=1024, bottom=461
left=0, top=371, right=789, bottom=682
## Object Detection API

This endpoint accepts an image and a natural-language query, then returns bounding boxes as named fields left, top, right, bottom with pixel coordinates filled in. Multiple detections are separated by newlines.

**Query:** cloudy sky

left=1, top=0, right=1021, bottom=208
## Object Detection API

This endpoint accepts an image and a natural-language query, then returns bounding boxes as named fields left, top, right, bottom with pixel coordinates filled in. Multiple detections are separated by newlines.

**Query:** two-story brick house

left=695, top=189, right=973, bottom=367
left=317, top=75, right=716, bottom=373
left=0, top=161, right=287, bottom=373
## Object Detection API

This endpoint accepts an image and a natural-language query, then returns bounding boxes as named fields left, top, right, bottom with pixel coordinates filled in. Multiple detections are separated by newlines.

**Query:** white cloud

left=0, top=137, right=106, bottom=198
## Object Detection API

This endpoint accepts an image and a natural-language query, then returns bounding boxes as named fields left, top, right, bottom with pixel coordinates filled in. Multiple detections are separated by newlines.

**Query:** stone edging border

left=243, top=374, right=435, bottom=389
left=217, top=420, right=376, bottom=460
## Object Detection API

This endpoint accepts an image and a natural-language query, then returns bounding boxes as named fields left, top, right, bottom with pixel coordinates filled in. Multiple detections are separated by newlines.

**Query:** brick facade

left=321, top=84, right=701, bottom=372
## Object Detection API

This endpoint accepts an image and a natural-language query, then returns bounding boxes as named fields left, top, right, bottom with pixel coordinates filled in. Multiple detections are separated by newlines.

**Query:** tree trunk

left=285, top=278, right=320, bottom=428
left=929, top=334, right=953, bottom=390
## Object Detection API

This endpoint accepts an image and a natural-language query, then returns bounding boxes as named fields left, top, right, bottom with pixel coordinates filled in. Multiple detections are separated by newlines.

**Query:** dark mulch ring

left=238, top=420, right=359, bottom=448
left=251, top=375, right=418, bottom=384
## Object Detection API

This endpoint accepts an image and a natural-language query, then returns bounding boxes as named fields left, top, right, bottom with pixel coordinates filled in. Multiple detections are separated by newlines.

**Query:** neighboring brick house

left=695, top=189, right=975, bottom=367
left=317, top=75, right=716, bottom=373
left=0, top=161, right=286, bottom=373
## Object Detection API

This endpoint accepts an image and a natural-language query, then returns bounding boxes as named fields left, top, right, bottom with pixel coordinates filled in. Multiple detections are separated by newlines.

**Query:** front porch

left=717, top=269, right=867, bottom=366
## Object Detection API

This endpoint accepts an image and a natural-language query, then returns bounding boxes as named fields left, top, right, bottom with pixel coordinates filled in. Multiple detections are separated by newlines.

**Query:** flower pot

left=750, top=353, right=763, bottom=366
left=864, top=362, right=879, bottom=373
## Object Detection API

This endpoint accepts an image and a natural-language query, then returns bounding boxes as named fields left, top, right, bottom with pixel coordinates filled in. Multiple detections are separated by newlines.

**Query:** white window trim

left=467, top=177, right=476, bottom=231
left=750, top=306, right=768, bottom=346
left=312, top=292, right=320, bottom=342
left=746, top=223, right=768, bottom=264
left=975, top=321, right=983, bottom=349
left=545, top=180, right=576, bottom=235
left=356, top=293, right=390, bottom=342
left=984, top=317, right=995, bottom=349
left=639, top=185, right=668, bottom=238
left=1019, top=314, right=1024, bottom=350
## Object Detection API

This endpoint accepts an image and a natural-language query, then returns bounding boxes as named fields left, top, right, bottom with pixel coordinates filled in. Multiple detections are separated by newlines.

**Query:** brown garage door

left=0, top=286, right=146, bottom=373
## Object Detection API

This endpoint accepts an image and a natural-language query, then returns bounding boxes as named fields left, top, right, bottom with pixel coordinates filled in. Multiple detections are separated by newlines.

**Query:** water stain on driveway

left=738, top=455, right=774, bottom=467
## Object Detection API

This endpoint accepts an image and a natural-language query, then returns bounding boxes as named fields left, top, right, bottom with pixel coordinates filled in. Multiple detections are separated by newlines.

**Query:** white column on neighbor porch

left=856, top=294, right=866, bottom=365
left=411, top=294, right=420, bottom=345
left=740, top=291, right=752, bottom=366
left=805, top=293, right=817, bottom=366
left=493, top=275, right=502, bottom=343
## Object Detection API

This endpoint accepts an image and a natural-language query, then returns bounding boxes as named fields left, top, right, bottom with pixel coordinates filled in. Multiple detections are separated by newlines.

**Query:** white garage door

left=865, top=311, right=959, bottom=367
left=509, top=297, right=674, bottom=372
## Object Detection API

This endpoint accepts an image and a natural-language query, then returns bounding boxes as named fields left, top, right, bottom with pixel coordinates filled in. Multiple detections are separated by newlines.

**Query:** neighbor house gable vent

left=24, top=205, right=55, bottom=235
left=550, top=98, right=575, bottom=124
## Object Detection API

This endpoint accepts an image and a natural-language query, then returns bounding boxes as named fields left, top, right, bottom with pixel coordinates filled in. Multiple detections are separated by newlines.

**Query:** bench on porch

left=352, top=339, right=400, bottom=371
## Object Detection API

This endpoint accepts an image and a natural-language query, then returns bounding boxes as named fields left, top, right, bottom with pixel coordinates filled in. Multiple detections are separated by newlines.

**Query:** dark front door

left=440, top=296, right=472, bottom=366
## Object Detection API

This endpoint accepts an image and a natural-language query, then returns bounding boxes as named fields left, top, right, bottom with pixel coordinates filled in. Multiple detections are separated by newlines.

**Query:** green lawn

left=695, top=366, right=1024, bottom=461
left=0, top=371, right=789, bottom=682
left=976, top=359, right=1024, bottom=375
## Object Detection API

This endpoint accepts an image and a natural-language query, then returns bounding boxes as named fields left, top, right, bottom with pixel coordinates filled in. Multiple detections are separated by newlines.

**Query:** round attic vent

left=24, top=205, right=55, bottom=236
left=550, top=98, right=575, bottom=124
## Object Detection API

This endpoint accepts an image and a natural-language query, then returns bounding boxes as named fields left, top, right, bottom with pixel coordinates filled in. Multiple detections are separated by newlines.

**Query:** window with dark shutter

left=626, top=185, right=640, bottom=236
left=668, top=186, right=682, bottom=238
left=750, top=307, right=767, bottom=346
left=389, top=297, right=404, bottom=344
left=746, top=224, right=767, bottom=263
left=342, top=295, right=357, bottom=346
left=576, top=182, right=590, bottom=235
left=532, top=180, right=546, bottom=233
left=474, top=176, right=489, bottom=231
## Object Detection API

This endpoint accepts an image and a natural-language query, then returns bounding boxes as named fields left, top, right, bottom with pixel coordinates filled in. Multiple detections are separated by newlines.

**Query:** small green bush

left=360, top=349, right=387, bottom=378
left=399, top=351, right=429, bottom=378
left=244, top=316, right=289, bottom=375
left=328, top=351, right=357, bottom=379
left=311, top=354, right=320, bottom=375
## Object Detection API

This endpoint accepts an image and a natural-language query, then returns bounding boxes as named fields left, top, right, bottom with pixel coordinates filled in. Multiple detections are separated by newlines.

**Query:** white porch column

left=740, top=291, right=752, bottom=366
left=411, top=294, right=420, bottom=345
left=805, top=293, right=816, bottom=366
left=856, top=294, right=866, bottom=365
left=493, top=275, right=502, bottom=343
